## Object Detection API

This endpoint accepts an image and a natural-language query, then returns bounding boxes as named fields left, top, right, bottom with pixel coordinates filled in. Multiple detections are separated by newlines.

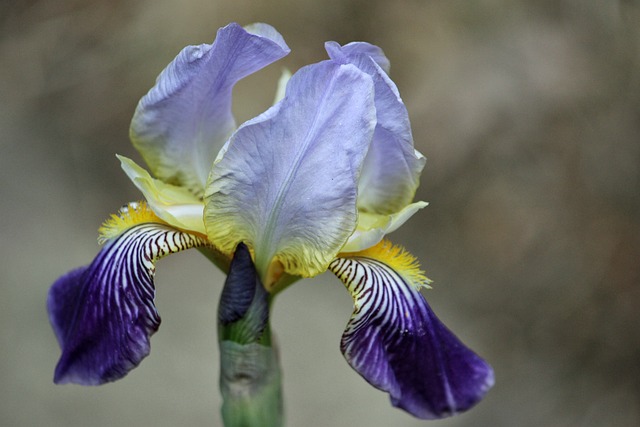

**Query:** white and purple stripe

left=48, top=223, right=206, bottom=385
left=329, top=255, right=494, bottom=419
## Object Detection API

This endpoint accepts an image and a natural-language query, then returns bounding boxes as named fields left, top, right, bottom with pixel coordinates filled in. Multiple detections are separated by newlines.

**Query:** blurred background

left=1, top=0, right=639, bottom=426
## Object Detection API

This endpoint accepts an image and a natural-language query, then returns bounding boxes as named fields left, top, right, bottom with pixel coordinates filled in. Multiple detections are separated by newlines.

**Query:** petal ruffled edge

left=328, top=241, right=494, bottom=419
left=130, top=22, right=290, bottom=195
left=326, top=41, right=426, bottom=215
left=326, top=41, right=391, bottom=75
left=48, top=209, right=207, bottom=385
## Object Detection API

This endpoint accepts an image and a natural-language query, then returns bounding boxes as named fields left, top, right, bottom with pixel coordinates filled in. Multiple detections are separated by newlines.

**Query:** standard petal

left=48, top=222, right=206, bottom=385
left=328, top=242, right=494, bottom=419
left=118, top=155, right=206, bottom=234
left=204, top=61, right=376, bottom=281
left=326, top=41, right=426, bottom=215
left=325, top=41, right=390, bottom=74
left=341, top=201, right=428, bottom=253
left=130, top=22, right=290, bottom=195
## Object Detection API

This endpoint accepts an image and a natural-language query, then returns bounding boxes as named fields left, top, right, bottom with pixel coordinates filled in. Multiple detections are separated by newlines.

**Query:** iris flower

left=48, top=22, right=493, bottom=421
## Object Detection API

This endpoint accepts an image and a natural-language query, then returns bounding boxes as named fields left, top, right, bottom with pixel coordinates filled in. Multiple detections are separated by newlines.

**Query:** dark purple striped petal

left=329, top=256, right=494, bottom=419
left=48, top=223, right=206, bottom=385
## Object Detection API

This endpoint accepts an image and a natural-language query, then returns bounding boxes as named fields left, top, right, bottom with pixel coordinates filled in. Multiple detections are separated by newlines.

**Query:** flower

left=47, top=22, right=493, bottom=419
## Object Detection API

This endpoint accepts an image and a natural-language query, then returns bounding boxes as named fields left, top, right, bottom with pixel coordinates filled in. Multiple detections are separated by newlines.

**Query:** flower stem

left=219, top=331, right=283, bottom=427
left=217, top=243, right=284, bottom=427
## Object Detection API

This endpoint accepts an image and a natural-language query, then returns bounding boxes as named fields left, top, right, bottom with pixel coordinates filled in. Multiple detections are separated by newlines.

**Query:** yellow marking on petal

left=98, top=201, right=163, bottom=244
left=118, top=155, right=207, bottom=235
left=341, top=201, right=428, bottom=253
left=341, top=239, right=432, bottom=290
left=264, top=259, right=285, bottom=291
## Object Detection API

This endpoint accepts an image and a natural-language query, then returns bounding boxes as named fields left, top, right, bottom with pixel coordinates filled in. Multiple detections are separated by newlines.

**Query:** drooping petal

left=118, top=155, right=205, bottom=234
left=326, top=41, right=426, bottom=215
left=341, top=201, right=428, bottom=253
left=328, top=241, right=494, bottom=419
left=204, top=61, right=376, bottom=281
left=48, top=220, right=206, bottom=385
left=130, top=22, right=290, bottom=195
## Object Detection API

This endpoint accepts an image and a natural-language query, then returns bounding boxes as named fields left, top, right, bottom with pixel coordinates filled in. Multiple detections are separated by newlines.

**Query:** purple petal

left=325, top=41, right=390, bottom=74
left=48, top=223, right=205, bottom=385
left=326, top=41, right=425, bottom=215
left=329, top=256, right=494, bottom=419
left=204, top=60, right=376, bottom=279
left=130, top=23, right=290, bottom=195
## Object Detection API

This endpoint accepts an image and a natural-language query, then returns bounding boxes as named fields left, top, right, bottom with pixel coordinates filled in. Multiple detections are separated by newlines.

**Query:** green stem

left=217, top=243, right=283, bottom=427
left=219, top=323, right=282, bottom=427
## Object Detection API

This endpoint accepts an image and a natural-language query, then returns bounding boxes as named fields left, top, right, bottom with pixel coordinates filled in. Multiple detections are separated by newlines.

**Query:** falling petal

left=48, top=221, right=206, bottom=385
left=328, top=242, right=494, bottom=419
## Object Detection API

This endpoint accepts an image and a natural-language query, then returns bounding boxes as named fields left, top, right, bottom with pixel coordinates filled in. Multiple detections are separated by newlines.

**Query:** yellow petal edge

left=118, top=155, right=206, bottom=235
left=98, top=201, right=163, bottom=243
left=339, top=239, right=432, bottom=290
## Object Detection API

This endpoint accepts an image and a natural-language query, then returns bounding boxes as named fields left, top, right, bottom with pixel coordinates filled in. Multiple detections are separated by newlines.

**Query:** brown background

left=1, top=1, right=639, bottom=426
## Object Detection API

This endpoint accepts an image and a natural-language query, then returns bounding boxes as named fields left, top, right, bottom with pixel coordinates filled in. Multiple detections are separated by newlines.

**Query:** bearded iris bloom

left=48, top=22, right=493, bottom=423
